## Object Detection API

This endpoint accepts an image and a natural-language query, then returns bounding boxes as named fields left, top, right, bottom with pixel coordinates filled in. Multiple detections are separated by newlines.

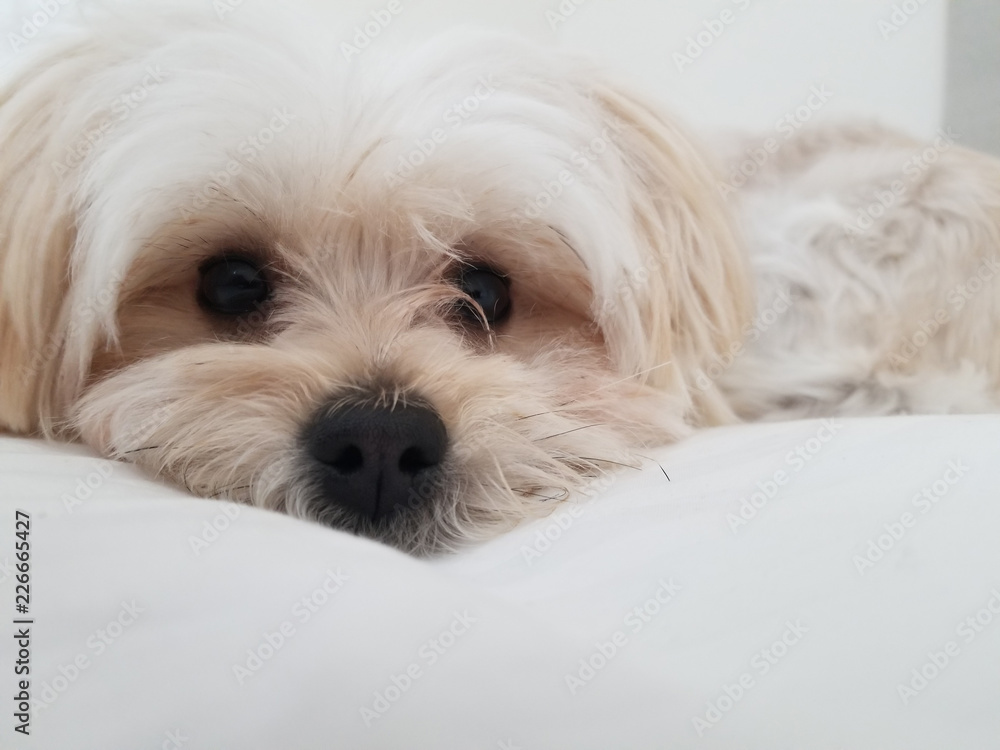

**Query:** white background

left=2, top=0, right=948, bottom=138
left=300, top=0, right=948, bottom=139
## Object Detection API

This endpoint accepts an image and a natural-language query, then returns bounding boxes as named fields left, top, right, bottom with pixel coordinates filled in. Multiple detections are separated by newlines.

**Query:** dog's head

left=0, top=3, right=750, bottom=553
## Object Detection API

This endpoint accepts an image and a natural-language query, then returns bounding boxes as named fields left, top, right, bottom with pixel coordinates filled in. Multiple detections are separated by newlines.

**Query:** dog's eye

left=198, top=257, right=270, bottom=315
left=456, top=267, right=511, bottom=325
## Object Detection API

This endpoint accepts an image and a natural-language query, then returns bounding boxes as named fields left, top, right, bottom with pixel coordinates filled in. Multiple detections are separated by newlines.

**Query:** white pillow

left=2, top=414, right=998, bottom=748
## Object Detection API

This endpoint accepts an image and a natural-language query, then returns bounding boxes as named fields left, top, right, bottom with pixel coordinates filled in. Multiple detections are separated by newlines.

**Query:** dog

left=1, top=2, right=997, bottom=554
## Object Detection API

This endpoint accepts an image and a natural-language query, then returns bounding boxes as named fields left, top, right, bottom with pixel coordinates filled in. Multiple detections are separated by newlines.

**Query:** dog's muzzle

left=303, top=400, right=448, bottom=523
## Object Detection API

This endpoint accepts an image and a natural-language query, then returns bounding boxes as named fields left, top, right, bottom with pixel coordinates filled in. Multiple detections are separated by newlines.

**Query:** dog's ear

left=588, top=81, right=753, bottom=425
left=0, top=40, right=105, bottom=434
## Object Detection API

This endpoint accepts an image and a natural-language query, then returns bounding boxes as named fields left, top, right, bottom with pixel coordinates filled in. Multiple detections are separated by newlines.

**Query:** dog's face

left=0, top=4, right=750, bottom=553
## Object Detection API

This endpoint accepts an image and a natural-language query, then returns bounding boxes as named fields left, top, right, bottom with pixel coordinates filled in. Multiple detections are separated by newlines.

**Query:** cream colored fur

left=717, top=124, right=1000, bottom=418
left=0, top=2, right=746, bottom=553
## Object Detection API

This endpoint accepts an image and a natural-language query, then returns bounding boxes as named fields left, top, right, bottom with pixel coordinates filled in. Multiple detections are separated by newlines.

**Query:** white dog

left=1, top=2, right=997, bottom=553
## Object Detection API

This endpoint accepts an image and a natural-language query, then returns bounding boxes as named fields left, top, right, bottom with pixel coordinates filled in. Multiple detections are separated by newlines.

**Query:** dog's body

left=1, top=3, right=997, bottom=553
left=723, top=125, right=1000, bottom=419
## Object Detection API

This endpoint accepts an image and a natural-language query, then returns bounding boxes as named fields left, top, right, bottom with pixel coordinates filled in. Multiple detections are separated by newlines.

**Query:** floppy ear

left=0, top=39, right=108, bottom=435
left=590, top=81, right=753, bottom=425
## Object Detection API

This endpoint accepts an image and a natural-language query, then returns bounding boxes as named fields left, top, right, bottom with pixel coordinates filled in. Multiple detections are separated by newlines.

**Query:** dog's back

left=714, top=122, right=1000, bottom=419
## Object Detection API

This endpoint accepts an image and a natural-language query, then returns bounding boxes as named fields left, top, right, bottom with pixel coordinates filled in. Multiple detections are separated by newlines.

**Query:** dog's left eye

left=198, top=257, right=271, bottom=315
left=455, top=267, right=511, bottom=325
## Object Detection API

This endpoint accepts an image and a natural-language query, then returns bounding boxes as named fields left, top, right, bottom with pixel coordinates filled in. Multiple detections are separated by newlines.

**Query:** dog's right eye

left=198, top=257, right=271, bottom=315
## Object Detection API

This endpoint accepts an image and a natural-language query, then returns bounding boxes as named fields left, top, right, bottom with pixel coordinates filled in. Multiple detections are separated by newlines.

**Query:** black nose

left=304, top=401, right=448, bottom=523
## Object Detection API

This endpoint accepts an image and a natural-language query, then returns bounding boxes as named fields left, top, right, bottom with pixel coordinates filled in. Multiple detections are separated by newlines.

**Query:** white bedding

left=2, top=415, right=999, bottom=749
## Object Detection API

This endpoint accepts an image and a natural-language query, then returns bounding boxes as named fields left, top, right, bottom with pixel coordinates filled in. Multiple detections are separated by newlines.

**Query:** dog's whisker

left=535, top=423, right=606, bottom=441
left=636, top=454, right=671, bottom=481
left=119, top=445, right=161, bottom=455
left=511, top=488, right=570, bottom=502
left=577, top=456, right=643, bottom=470
left=559, top=361, right=675, bottom=408
left=207, top=484, right=251, bottom=499
left=515, top=410, right=555, bottom=421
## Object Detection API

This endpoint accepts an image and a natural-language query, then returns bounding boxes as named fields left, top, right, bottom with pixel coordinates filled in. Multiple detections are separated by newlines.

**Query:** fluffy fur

left=717, top=124, right=1000, bottom=418
left=0, top=2, right=997, bottom=553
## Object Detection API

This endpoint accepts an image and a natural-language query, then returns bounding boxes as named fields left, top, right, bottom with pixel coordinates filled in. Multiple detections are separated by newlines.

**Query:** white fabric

left=2, top=415, right=998, bottom=749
